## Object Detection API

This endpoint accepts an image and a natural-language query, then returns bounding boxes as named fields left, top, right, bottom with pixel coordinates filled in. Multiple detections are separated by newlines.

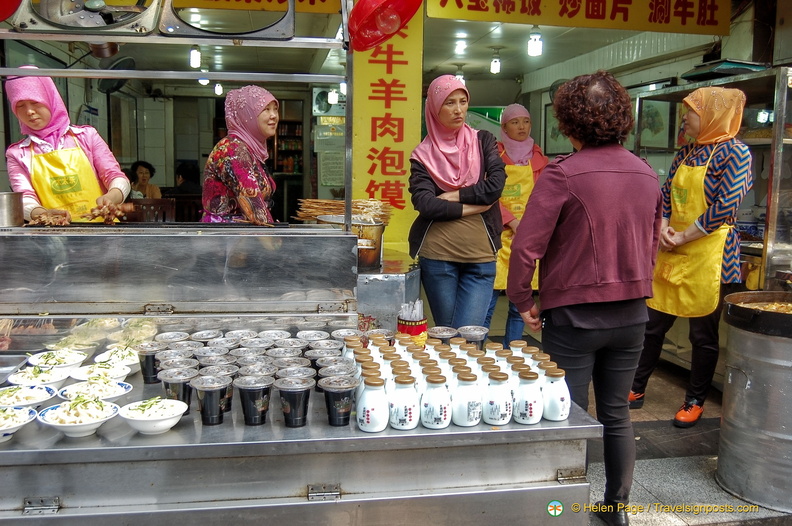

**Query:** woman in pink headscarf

left=4, top=67, right=130, bottom=224
left=408, top=75, right=506, bottom=329
left=484, top=103, right=549, bottom=345
left=202, top=85, right=279, bottom=225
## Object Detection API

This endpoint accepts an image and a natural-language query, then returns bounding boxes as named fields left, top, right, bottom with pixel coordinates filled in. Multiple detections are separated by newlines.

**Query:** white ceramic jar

left=451, top=373, right=482, bottom=427
left=420, top=374, right=452, bottom=429
left=356, top=376, right=389, bottom=432
left=542, top=368, right=571, bottom=421
left=513, top=370, right=543, bottom=424
left=389, top=375, right=420, bottom=430
left=482, top=372, right=513, bottom=425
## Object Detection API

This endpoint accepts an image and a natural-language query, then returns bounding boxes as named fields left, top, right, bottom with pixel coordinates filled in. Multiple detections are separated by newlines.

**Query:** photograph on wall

left=638, top=100, right=673, bottom=150
left=543, top=104, right=573, bottom=155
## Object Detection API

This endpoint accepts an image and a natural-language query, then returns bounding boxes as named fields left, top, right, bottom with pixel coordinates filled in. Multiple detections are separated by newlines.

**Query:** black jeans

left=631, top=285, right=731, bottom=405
left=541, top=315, right=645, bottom=505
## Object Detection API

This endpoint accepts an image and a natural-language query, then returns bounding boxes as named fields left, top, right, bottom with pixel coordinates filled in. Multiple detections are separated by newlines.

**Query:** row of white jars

left=356, top=368, right=571, bottom=433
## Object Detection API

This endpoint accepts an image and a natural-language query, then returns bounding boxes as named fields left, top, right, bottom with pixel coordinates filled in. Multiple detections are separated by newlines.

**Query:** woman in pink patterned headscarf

left=202, top=85, right=279, bottom=224
left=407, top=74, right=506, bottom=329
left=4, top=66, right=130, bottom=223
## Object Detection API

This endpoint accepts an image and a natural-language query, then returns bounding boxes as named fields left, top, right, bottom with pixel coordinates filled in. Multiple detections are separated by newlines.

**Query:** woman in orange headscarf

left=630, top=87, right=752, bottom=428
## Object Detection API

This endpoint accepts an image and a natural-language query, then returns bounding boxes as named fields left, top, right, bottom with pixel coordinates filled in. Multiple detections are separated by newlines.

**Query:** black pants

left=631, top=285, right=731, bottom=405
left=541, top=315, right=645, bottom=505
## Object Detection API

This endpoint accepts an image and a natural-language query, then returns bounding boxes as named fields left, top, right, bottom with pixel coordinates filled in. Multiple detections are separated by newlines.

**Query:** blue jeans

left=484, top=290, right=526, bottom=344
left=419, top=257, right=496, bottom=329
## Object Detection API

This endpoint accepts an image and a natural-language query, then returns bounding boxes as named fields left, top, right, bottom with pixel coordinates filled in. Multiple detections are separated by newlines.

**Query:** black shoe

left=628, top=391, right=644, bottom=409
left=594, top=501, right=629, bottom=526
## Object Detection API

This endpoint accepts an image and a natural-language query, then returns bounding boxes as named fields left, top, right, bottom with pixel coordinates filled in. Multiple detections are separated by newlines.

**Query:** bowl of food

left=7, top=366, right=72, bottom=390
left=27, top=349, right=88, bottom=370
left=0, top=406, right=37, bottom=443
left=119, top=397, right=188, bottom=435
left=0, top=385, right=56, bottom=408
left=58, top=379, right=133, bottom=403
left=94, top=346, right=141, bottom=375
left=37, top=396, right=119, bottom=438
left=70, top=363, right=131, bottom=383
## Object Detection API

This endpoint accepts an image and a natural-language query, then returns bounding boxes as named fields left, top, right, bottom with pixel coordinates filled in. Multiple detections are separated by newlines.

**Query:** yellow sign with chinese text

left=351, top=17, right=424, bottom=254
left=428, top=0, right=730, bottom=36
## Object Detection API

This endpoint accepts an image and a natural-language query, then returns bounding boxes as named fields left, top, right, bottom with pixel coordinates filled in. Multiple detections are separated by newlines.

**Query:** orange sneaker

left=628, top=391, right=644, bottom=409
left=673, top=400, right=703, bottom=428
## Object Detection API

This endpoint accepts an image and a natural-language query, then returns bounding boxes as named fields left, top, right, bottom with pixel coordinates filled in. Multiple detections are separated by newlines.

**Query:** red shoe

left=628, top=391, right=644, bottom=409
left=673, top=400, right=703, bottom=428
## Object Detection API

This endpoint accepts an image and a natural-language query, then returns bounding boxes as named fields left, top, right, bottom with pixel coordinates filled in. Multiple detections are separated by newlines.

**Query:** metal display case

left=0, top=225, right=602, bottom=524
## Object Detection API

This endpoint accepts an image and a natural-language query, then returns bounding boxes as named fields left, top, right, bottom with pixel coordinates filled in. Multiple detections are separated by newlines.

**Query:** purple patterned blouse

left=201, top=136, right=276, bottom=225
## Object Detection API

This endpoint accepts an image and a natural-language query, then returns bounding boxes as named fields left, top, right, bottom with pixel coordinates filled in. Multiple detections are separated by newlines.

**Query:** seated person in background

left=168, top=162, right=202, bottom=195
left=130, top=160, right=162, bottom=199
left=124, top=168, right=144, bottom=199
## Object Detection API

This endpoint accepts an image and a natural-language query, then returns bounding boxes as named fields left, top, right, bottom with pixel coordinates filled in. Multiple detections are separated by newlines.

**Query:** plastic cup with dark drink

left=157, top=367, right=199, bottom=415
left=135, top=341, right=169, bottom=384
left=318, top=376, right=359, bottom=426
left=273, top=377, right=316, bottom=428
left=199, top=365, right=239, bottom=412
left=190, top=375, right=232, bottom=425
left=233, top=375, right=275, bottom=426
left=316, top=364, right=357, bottom=392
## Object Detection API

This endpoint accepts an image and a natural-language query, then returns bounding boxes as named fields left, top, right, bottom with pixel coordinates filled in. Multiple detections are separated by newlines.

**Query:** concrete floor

left=483, top=294, right=792, bottom=525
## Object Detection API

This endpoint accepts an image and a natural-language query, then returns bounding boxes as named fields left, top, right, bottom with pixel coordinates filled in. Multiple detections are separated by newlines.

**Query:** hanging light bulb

left=189, top=45, right=201, bottom=68
left=454, top=64, right=465, bottom=85
left=339, top=81, right=347, bottom=96
left=328, top=89, right=339, bottom=105
left=214, top=83, right=223, bottom=96
left=198, top=68, right=209, bottom=86
left=527, top=26, right=543, bottom=57
left=490, top=47, right=502, bottom=75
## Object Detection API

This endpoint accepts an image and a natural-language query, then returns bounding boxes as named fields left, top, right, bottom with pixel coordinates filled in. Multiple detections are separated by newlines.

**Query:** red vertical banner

left=351, top=9, right=423, bottom=254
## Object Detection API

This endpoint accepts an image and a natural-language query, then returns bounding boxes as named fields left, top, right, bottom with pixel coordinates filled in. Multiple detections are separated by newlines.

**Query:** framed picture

left=543, top=104, right=573, bottom=155
left=637, top=100, right=673, bottom=150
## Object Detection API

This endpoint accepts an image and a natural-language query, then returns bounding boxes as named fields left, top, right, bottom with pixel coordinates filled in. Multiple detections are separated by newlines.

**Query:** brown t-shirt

left=419, top=214, right=495, bottom=263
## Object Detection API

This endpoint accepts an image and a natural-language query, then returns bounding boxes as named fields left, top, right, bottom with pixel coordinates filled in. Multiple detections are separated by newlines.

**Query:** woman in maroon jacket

left=507, top=71, right=662, bottom=526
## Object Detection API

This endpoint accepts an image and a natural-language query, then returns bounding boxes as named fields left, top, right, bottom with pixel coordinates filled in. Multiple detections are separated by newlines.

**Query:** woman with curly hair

left=507, top=71, right=662, bottom=526
left=201, top=85, right=278, bottom=225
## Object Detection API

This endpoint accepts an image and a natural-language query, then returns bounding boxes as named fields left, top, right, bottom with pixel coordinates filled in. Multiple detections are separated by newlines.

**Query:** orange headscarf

left=683, top=87, right=746, bottom=145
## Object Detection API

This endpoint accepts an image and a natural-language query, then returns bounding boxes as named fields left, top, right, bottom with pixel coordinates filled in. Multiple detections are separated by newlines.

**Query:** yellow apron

left=494, top=162, right=539, bottom=290
left=29, top=135, right=104, bottom=223
left=647, top=146, right=729, bottom=317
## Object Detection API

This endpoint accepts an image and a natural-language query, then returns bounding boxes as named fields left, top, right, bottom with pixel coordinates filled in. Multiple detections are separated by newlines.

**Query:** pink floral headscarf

left=5, top=66, right=71, bottom=149
left=224, top=85, right=279, bottom=162
left=500, top=103, right=535, bottom=165
left=410, top=75, right=481, bottom=192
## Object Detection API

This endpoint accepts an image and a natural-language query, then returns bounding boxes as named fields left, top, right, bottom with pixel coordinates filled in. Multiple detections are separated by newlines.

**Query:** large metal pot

left=717, top=291, right=792, bottom=513
left=0, top=192, right=24, bottom=227
left=316, top=214, right=385, bottom=270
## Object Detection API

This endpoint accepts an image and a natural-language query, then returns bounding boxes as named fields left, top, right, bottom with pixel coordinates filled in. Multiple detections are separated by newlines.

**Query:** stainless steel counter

left=0, top=371, right=601, bottom=524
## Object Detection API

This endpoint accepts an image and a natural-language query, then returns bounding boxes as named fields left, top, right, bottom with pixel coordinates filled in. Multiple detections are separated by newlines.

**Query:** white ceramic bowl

left=0, top=407, right=37, bottom=443
left=94, top=348, right=142, bottom=375
left=70, top=364, right=131, bottom=383
left=27, top=349, right=88, bottom=370
left=58, top=381, right=133, bottom=403
left=119, top=398, right=188, bottom=435
left=0, top=385, right=57, bottom=408
left=37, top=401, right=119, bottom=438
left=7, top=367, right=72, bottom=391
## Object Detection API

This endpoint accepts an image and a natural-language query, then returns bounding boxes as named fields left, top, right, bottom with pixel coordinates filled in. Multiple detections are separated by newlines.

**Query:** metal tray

left=0, top=354, right=27, bottom=385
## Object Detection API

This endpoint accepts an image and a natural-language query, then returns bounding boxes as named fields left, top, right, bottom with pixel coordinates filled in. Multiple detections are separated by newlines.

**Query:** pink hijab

left=5, top=66, right=71, bottom=149
left=500, top=103, right=535, bottom=165
left=224, top=85, right=279, bottom=162
left=410, top=75, right=481, bottom=192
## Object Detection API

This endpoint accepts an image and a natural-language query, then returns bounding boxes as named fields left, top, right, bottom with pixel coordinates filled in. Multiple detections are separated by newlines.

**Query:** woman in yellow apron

left=5, top=68, right=130, bottom=223
left=484, top=104, right=548, bottom=345
left=630, top=87, right=752, bottom=428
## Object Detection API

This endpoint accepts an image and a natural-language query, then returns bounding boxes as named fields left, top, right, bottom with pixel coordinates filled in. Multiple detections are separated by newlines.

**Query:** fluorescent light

left=455, top=40, right=467, bottom=55
left=214, top=83, right=223, bottom=96
left=527, top=26, right=543, bottom=57
left=198, top=68, right=209, bottom=86
left=328, top=89, right=339, bottom=105
left=339, top=81, right=347, bottom=96
left=189, top=46, right=201, bottom=68
left=490, top=48, right=502, bottom=74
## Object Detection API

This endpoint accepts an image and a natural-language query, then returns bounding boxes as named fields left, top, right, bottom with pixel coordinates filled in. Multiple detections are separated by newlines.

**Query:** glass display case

left=635, top=67, right=792, bottom=291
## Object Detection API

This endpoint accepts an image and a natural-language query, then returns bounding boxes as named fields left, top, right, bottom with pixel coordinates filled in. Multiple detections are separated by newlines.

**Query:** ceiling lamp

left=489, top=47, right=502, bottom=75
left=527, top=26, right=543, bottom=57
left=340, top=81, right=347, bottom=96
left=198, top=68, right=209, bottom=86
left=454, top=64, right=465, bottom=85
left=189, top=45, right=201, bottom=68
left=214, top=83, right=223, bottom=96
left=328, top=89, right=339, bottom=105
